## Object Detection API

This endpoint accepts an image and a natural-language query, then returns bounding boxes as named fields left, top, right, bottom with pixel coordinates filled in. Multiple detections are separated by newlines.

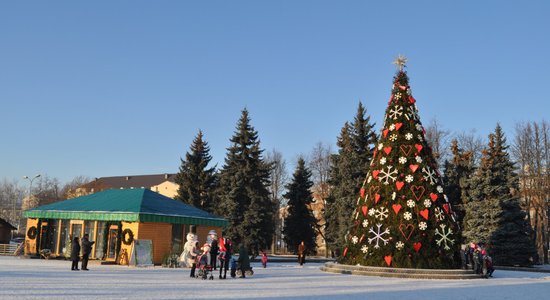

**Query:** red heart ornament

left=396, top=181, right=405, bottom=191
left=399, top=85, right=407, bottom=91
left=372, top=170, right=380, bottom=179
left=392, top=204, right=402, bottom=214
left=430, top=193, right=438, bottom=202
left=409, top=164, right=419, bottom=173
left=383, top=129, right=389, bottom=137
left=375, top=194, right=381, bottom=204
left=415, top=144, right=423, bottom=153
left=442, top=204, right=450, bottom=214
left=360, top=188, right=365, bottom=198
left=420, top=209, right=429, bottom=220
left=384, top=255, right=392, bottom=266
left=400, top=145, right=412, bottom=156
left=410, top=186, right=425, bottom=201
left=395, top=123, right=403, bottom=131
left=361, top=206, right=368, bottom=216
left=399, top=223, right=414, bottom=240
left=408, top=95, right=416, bottom=104
left=413, top=242, right=422, bottom=252
left=384, top=146, right=392, bottom=155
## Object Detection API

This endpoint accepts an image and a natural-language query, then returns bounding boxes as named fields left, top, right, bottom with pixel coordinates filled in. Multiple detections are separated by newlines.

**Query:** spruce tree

left=283, top=158, right=317, bottom=254
left=217, top=109, right=274, bottom=255
left=175, top=130, right=216, bottom=213
left=463, top=124, right=535, bottom=266
left=325, top=103, right=377, bottom=255
left=442, top=139, right=474, bottom=235
left=340, top=57, right=460, bottom=269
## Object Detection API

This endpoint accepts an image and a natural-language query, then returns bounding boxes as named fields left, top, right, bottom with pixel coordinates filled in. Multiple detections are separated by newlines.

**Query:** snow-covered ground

left=1, top=256, right=549, bottom=300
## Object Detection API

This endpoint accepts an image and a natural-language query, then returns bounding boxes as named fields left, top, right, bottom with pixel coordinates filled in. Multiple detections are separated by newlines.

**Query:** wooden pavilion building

left=22, top=188, right=226, bottom=264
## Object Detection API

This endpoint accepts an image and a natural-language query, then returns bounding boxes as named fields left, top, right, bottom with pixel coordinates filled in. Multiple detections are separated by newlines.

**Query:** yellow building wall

left=137, top=222, right=172, bottom=264
left=119, top=221, right=139, bottom=265
left=24, top=218, right=39, bottom=255
left=150, top=181, right=179, bottom=198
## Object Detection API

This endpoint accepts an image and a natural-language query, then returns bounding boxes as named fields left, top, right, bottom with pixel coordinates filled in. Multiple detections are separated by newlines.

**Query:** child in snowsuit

left=261, top=251, right=268, bottom=268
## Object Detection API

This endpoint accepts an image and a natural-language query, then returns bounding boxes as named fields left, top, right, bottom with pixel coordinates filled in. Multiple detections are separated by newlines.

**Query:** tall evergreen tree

left=462, top=124, right=535, bottom=266
left=442, top=139, right=474, bottom=235
left=175, top=130, right=216, bottom=213
left=217, top=109, right=273, bottom=255
left=341, top=58, right=460, bottom=269
left=283, top=158, right=317, bottom=254
left=325, top=103, right=377, bottom=255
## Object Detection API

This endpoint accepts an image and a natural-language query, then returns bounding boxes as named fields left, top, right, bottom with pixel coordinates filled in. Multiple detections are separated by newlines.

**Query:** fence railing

left=0, top=243, right=21, bottom=256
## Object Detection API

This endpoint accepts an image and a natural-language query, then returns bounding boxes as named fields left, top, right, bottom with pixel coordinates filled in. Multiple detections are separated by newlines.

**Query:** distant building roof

left=23, top=188, right=226, bottom=227
left=80, top=173, right=177, bottom=191
left=0, top=218, right=17, bottom=230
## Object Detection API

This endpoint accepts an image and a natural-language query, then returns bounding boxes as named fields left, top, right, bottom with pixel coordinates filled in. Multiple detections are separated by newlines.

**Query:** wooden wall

left=137, top=222, right=172, bottom=264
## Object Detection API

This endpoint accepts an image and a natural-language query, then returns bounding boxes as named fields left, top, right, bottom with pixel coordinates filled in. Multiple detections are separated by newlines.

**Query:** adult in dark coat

left=81, top=234, right=95, bottom=271
left=237, top=244, right=250, bottom=278
left=70, top=237, right=81, bottom=271
left=210, top=238, right=219, bottom=270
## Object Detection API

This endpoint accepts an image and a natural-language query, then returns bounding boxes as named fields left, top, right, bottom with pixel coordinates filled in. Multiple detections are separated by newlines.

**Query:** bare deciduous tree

left=513, top=120, right=550, bottom=264
left=61, top=175, right=92, bottom=199
left=424, top=117, right=451, bottom=168
left=455, top=129, right=485, bottom=166
left=266, top=149, right=288, bottom=253
left=308, top=141, right=332, bottom=201
left=0, top=179, right=25, bottom=231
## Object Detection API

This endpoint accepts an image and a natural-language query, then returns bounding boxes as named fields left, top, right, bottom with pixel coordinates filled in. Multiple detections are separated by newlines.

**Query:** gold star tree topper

left=392, top=54, right=408, bottom=71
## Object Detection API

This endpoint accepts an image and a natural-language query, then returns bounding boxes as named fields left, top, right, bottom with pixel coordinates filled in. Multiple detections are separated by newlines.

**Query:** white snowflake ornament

left=362, top=219, right=369, bottom=228
left=379, top=166, right=398, bottom=185
left=380, top=157, right=387, bottom=165
left=437, top=186, right=444, bottom=193
left=435, top=224, right=454, bottom=250
left=361, top=245, right=369, bottom=253
left=378, top=143, right=384, bottom=150
left=389, top=124, right=396, bottom=131
left=389, top=105, right=403, bottom=120
left=399, top=157, right=407, bottom=164
left=415, top=156, right=423, bottom=163
left=419, top=221, right=427, bottom=230
left=351, top=236, right=359, bottom=244
left=375, top=207, right=389, bottom=221
left=395, top=241, right=405, bottom=250
left=368, top=224, right=390, bottom=249
left=404, top=212, right=412, bottom=220
left=405, top=133, right=413, bottom=140
left=405, top=175, right=414, bottom=183
left=368, top=209, right=376, bottom=216
left=407, top=199, right=415, bottom=208
left=423, top=199, right=432, bottom=208
left=389, top=134, right=397, bottom=142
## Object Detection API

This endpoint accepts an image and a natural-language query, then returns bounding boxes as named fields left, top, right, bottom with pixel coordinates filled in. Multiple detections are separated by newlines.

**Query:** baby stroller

left=195, top=252, right=214, bottom=280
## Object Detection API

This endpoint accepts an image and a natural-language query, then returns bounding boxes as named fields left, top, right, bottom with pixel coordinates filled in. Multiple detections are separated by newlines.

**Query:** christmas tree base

left=321, top=262, right=480, bottom=280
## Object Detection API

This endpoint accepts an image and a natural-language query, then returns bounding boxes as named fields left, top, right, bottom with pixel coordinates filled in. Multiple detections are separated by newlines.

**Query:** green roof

left=23, top=189, right=227, bottom=227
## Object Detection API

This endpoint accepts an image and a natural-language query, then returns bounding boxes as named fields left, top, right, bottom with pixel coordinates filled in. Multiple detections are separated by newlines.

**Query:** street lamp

left=20, top=174, right=41, bottom=229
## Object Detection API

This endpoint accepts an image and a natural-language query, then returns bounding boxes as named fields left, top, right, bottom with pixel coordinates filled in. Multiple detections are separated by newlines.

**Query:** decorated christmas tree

left=340, top=56, right=460, bottom=269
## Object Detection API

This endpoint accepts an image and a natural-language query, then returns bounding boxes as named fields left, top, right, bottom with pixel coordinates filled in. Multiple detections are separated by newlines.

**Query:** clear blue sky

left=1, top=1, right=548, bottom=184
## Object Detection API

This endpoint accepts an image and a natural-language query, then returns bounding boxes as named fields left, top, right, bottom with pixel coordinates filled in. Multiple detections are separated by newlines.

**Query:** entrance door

left=106, top=225, right=119, bottom=261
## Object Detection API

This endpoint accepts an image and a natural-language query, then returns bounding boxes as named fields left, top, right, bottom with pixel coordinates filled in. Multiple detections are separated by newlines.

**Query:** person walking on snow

left=81, top=234, right=95, bottom=271
left=297, top=241, right=306, bottom=266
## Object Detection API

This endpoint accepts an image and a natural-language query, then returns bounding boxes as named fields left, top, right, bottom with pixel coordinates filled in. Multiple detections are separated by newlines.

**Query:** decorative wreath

left=27, top=226, right=38, bottom=240
left=122, top=228, right=134, bottom=245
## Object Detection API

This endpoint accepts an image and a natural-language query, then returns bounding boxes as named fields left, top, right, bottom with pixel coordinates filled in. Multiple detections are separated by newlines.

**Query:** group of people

left=461, top=242, right=495, bottom=278
left=70, top=234, right=95, bottom=271
left=180, top=230, right=253, bottom=279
